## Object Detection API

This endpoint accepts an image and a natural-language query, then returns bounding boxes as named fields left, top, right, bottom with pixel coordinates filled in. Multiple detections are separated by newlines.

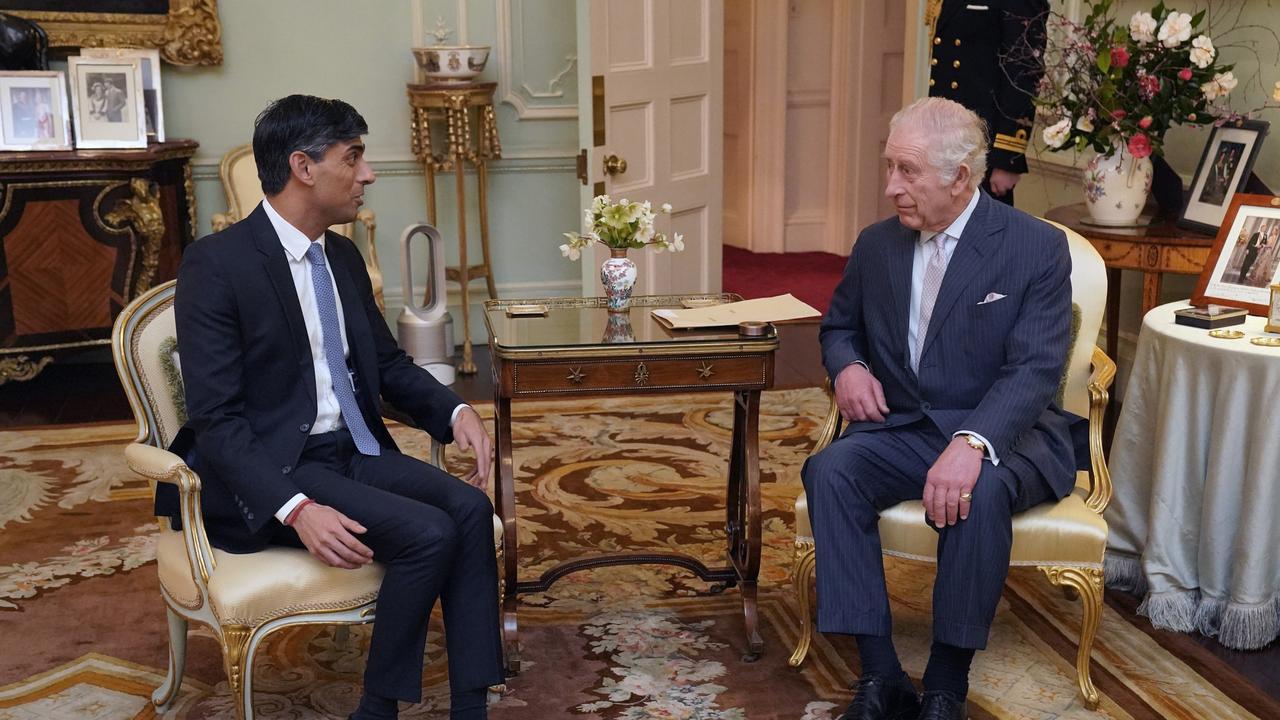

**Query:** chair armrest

left=815, top=379, right=844, bottom=454
left=124, top=443, right=217, bottom=583
left=379, top=401, right=445, bottom=469
left=1084, top=346, right=1116, bottom=514
left=355, top=208, right=385, bottom=314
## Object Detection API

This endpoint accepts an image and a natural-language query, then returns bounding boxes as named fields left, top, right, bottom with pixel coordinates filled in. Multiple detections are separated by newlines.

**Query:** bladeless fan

left=396, top=223, right=455, bottom=385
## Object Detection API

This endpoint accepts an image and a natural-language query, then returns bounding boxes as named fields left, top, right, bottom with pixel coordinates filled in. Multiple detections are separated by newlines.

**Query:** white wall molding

left=496, top=0, right=579, bottom=119
left=191, top=153, right=577, bottom=181
left=1027, top=154, right=1085, bottom=184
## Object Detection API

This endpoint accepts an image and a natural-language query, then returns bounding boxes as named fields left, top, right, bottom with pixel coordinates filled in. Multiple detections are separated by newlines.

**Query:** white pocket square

left=966, top=4, right=990, bottom=9
left=977, top=292, right=1007, bottom=305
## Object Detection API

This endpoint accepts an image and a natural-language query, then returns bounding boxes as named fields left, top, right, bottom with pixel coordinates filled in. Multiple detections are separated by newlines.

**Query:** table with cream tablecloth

left=1105, top=301, right=1280, bottom=650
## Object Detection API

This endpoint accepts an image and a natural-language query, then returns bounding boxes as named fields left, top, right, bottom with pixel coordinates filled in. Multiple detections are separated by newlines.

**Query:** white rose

left=1043, top=118, right=1072, bottom=148
left=1201, top=71, right=1238, bottom=101
left=1076, top=115, right=1095, bottom=133
left=1189, top=35, right=1215, bottom=69
left=1158, top=12, right=1192, bottom=48
left=1130, top=12, right=1157, bottom=44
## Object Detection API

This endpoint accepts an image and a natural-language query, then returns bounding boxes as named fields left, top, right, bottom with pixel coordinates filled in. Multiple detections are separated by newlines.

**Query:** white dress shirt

left=262, top=200, right=469, bottom=522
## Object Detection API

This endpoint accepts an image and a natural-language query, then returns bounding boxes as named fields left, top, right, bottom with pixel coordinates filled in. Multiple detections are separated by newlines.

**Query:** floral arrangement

left=560, top=195, right=685, bottom=261
left=1035, top=0, right=1269, bottom=159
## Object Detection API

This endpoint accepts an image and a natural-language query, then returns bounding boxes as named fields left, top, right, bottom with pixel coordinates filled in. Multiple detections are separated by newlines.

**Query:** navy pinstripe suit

left=802, top=192, right=1086, bottom=649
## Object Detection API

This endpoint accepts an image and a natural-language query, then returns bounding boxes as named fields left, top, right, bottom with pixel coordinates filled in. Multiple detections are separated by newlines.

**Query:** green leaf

left=1191, top=10, right=1205, bottom=29
left=1097, top=47, right=1111, bottom=73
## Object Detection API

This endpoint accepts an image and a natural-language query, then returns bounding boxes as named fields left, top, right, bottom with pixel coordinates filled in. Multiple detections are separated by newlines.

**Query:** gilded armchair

left=210, top=143, right=385, bottom=312
left=111, top=280, right=502, bottom=720
left=789, top=222, right=1115, bottom=709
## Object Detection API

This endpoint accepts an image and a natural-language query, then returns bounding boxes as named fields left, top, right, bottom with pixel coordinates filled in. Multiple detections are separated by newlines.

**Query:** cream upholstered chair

left=789, top=222, right=1115, bottom=709
left=210, top=143, right=386, bottom=312
left=112, top=280, right=503, bottom=720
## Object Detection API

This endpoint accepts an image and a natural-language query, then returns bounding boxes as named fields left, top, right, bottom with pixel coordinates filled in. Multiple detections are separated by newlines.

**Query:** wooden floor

left=3, top=322, right=1277, bottom=699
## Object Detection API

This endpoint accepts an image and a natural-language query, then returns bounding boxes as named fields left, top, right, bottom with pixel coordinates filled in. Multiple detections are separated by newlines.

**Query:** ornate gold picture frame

left=1267, top=284, right=1280, bottom=334
left=0, top=0, right=222, bottom=67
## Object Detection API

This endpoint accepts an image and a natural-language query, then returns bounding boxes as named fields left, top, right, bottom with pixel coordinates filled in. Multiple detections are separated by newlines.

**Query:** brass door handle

left=603, top=154, right=628, bottom=176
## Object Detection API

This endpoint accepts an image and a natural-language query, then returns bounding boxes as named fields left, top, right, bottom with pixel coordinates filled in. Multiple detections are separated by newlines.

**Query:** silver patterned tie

left=305, top=242, right=381, bottom=456
left=913, top=233, right=948, bottom=372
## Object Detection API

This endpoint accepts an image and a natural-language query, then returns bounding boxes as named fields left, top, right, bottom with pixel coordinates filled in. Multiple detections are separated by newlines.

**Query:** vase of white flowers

left=561, top=195, right=685, bottom=313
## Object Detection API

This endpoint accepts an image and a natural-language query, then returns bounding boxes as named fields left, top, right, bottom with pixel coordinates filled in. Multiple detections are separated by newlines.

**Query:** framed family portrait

left=1267, top=285, right=1280, bottom=334
left=81, top=48, right=165, bottom=142
left=0, top=71, right=72, bottom=151
left=1192, top=194, right=1280, bottom=315
left=67, top=55, right=147, bottom=149
left=1179, top=119, right=1270, bottom=234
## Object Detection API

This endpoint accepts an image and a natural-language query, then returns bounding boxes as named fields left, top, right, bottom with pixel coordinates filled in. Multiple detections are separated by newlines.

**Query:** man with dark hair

left=804, top=97, right=1082, bottom=720
left=168, top=95, right=502, bottom=720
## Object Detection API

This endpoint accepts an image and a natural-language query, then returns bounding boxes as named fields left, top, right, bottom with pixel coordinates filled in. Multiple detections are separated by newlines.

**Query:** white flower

left=1201, top=71, right=1238, bottom=101
left=1075, top=115, right=1095, bottom=133
left=1130, top=12, right=1157, bottom=44
left=672, top=233, right=685, bottom=252
left=1189, top=35, right=1215, bottom=68
left=559, top=242, right=580, bottom=261
left=661, top=203, right=672, bottom=213
left=1158, top=11, right=1192, bottom=48
left=1042, top=118, right=1072, bottom=148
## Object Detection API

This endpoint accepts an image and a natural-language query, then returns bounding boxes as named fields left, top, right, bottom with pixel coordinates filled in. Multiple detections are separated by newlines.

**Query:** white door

left=576, top=0, right=724, bottom=296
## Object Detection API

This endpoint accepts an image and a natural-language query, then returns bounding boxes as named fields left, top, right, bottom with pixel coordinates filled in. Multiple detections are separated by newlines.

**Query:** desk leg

left=455, top=161, right=477, bottom=375
left=1141, top=271, right=1163, bottom=316
left=495, top=394, right=521, bottom=674
left=726, top=389, right=764, bottom=661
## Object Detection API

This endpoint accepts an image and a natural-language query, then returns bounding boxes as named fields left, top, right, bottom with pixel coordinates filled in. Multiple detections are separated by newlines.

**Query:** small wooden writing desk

left=484, top=295, right=778, bottom=672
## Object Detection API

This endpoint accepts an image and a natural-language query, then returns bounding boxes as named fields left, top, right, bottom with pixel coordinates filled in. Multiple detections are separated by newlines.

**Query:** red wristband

left=284, top=498, right=315, bottom=526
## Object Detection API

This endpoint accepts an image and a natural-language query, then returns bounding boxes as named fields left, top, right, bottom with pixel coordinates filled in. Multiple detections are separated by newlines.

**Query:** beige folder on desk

left=651, top=294, right=821, bottom=329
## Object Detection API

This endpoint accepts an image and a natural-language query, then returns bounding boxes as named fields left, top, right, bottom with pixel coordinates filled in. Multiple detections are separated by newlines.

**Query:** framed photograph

left=1179, top=119, right=1270, bottom=234
left=0, top=1, right=223, bottom=67
left=1192, top=194, right=1280, bottom=315
left=67, top=56, right=147, bottom=149
left=0, top=71, right=71, bottom=151
left=81, top=48, right=164, bottom=142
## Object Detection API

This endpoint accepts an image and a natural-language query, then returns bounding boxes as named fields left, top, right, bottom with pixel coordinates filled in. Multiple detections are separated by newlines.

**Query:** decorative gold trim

left=1039, top=566, right=1103, bottom=709
left=566, top=366, right=585, bottom=384
left=788, top=541, right=816, bottom=667
left=1085, top=346, right=1115, bottom=513
left=219, top=624, right=251, bottom=720
left=10, top=2, right=223, bottom=67
left=634, top=362, right=649, bottom=386
left=696, top=361, right=715, bottom=380
left=183, top=161, right=197, bottom=242
left=0, top=355, right=54, bottom=384
left=993, top=132, right=1030, bottom=154
left=105, top=178, right=166, bottom=296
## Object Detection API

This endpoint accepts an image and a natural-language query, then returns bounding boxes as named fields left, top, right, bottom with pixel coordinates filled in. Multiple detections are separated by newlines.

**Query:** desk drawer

left=509, top=355, right=772, bottom=395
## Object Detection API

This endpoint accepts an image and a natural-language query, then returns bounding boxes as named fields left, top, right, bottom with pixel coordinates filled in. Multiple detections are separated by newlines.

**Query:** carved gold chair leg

left=220, top=624, right=254, bottom=720
left=789, top=541, right=817, bottom=668
left=152, top=607, right=188, bottom=710
left=1040, top=566, right=1104, bottom=710
left=356, top=208, right=384, bottom=314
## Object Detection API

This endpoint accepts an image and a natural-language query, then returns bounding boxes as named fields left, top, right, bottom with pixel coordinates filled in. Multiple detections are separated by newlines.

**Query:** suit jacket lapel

left=326, top=236, right=379, bottom=410
left=249, top=203, right=316, bottom=406
left=920, top=192, right=1002, bottom=361
left=886, top=223, right=916, bottom=363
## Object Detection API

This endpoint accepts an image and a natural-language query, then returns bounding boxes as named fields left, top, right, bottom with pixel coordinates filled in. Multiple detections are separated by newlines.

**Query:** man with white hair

left=803, top=97, right=1084, bottom=720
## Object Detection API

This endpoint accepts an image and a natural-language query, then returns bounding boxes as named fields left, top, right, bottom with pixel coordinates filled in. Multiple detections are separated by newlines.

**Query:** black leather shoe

left=836, top=672, right=920, bottom=720
left=916, top=691, right=966, bottom=719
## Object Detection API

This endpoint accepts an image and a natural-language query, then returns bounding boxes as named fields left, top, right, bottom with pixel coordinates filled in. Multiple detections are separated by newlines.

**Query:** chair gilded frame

left=788, top=222, right=1115, bottom=709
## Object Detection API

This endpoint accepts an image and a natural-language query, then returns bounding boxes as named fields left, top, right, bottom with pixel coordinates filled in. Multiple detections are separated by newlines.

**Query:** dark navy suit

left=802, top=192, right=1085, bottom=649
left=165, top=203, right=503, bottom=701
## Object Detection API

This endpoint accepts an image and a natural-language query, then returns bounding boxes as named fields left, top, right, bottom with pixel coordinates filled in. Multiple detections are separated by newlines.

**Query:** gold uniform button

left=950, top=81, right=959, bottom=89
left=931, top=58, right=938, bottom=66
left=929, top=79, right=936, bottom=87
left=953, top=60, right=961, bottom=68
left=934, top=36, right=942, bottom=45
left=955, top=38, right=962, bottom=46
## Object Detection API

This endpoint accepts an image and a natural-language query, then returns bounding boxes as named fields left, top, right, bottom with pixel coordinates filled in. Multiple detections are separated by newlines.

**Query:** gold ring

left=959, top=491, right=973, bottom=502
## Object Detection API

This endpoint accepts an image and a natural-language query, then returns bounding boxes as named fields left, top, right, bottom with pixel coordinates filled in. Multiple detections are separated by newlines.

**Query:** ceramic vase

left=1082, top=140, right=1153, bottom=226
left=601, top=248, right=637, bottom=313
left=602, top=312, right=636, bottom=343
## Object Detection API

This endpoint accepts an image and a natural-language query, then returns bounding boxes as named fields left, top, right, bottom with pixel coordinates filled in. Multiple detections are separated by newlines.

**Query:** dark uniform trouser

left=272, top=429, right=504, bottom=702
left=801, top=418, right=1055, bottom=650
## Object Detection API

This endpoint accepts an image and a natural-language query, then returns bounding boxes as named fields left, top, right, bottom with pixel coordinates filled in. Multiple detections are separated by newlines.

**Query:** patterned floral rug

left=1, top=389, right=1276, bottom=719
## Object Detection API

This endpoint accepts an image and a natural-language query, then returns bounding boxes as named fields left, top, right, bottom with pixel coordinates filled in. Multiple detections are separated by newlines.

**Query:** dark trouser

left=800, top=419, right=1055, bottom=650
left=273, top=430, right=504, bottom=702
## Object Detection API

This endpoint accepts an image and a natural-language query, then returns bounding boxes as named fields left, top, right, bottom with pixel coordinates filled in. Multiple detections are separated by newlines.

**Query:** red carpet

left=722, top=245, right=846, bottom=316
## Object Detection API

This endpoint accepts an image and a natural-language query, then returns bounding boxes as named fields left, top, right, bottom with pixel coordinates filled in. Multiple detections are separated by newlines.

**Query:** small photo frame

left=1192, top=194, right=1280, bottom=315
left=0, top=71, right=72, bottom=151
left=1267, top=284, right=1280, bottom=334
left=1179, top=119, right=1270, bottom=234
left=67, top=55, right=147, bottom=149
left=80, top=48, right=164, bottom=142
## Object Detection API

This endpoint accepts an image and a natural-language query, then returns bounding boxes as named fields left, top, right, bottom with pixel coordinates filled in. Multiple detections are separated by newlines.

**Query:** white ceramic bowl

left=412, top=45, right=490, bottom=84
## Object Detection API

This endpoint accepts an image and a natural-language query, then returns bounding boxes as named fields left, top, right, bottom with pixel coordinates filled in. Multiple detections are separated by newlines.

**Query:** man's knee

left=965, top=473, right=1014, bottom=522
left=451, top=481, right=494, bottom=526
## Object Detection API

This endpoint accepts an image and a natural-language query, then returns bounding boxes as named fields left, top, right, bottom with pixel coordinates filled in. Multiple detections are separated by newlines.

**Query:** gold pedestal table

left=484, top=295, right=778, bottom=673
left=407, top=81, right=501, bottom=374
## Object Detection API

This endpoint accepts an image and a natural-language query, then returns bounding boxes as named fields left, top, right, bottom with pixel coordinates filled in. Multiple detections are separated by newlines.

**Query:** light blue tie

left=305, top=242, right=380, bottom=456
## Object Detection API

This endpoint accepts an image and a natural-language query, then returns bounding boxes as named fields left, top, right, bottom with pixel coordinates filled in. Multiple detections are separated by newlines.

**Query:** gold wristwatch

left=959, top=433, right=986, bottom=454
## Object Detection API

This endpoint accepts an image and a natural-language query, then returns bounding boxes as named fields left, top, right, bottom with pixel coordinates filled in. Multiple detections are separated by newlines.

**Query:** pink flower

left=1127, top=133, right=1153, bottom=159
left=1111, top=109, right=1128, bottom=120
left=1187, top=113, right=1197, bottom=121
left=1138, top=116, right=1153, bottom=129
left=1110, top=46, right=1131, bottom=68
left=1179, top=67, right=1193, bottom=81
left=1138, top=74, right=1162, bottom=100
